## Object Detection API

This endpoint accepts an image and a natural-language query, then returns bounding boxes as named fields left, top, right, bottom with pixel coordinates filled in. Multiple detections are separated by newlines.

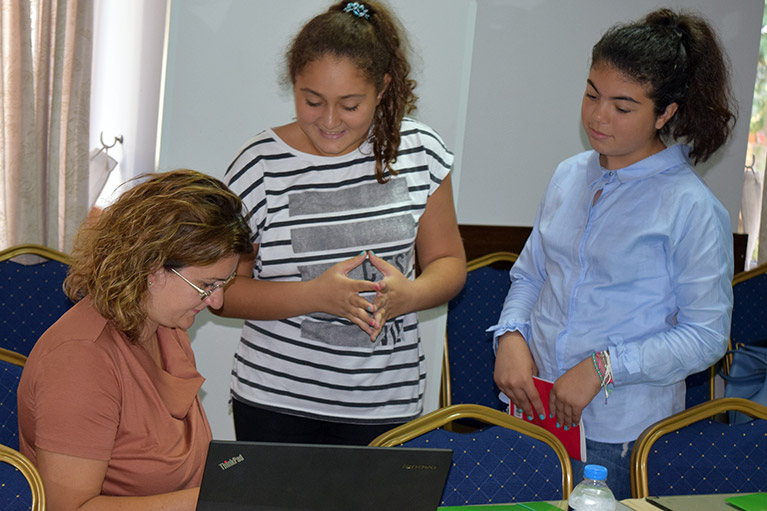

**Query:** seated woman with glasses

left=17, top=169, right=253, bottom=511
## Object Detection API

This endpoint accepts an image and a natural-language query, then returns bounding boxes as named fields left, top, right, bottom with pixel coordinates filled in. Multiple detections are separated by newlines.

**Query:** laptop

left=196, top=440, right=453, bottom=511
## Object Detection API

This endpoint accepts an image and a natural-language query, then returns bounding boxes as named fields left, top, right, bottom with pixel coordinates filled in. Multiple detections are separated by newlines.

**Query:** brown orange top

left=18, top=297, right=212, bottom=496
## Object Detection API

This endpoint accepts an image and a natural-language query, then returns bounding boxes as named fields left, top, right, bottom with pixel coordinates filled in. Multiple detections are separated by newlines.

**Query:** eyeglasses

left=170, top=267, right=237, bottom=301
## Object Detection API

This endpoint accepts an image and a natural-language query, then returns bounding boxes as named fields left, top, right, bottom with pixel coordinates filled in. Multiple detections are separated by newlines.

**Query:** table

left=621, top=493, right=764, bottom=511
left=438, top=495, right=763, bottom=511
left=438, top=501, right=635, bottom=510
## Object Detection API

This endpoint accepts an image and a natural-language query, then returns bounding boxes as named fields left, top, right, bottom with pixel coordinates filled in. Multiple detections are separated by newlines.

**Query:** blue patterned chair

left=683, top=265, right=767, bottom=409
left=689, top=264, right=767, bottom=412
left=631, top=397, right=767, bottom=498
left=731, top=262, right=767, bottom=348
left=0, top=348, right=26, bottom=450
left=442, top=252, right=517, bottom=409
left=684, top=366, right=715, bottom=409
left=0, top=244, right=73, bottom=356
left=0, top=443, right=46, bottom=511
left=370, top=404, right=572, bottom=507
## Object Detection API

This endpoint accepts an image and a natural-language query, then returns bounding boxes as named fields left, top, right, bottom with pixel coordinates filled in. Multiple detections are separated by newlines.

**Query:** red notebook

left=509, top=376, right=587, bottom=462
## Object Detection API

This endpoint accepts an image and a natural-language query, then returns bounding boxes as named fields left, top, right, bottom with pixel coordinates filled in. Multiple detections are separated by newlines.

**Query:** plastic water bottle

left=567, top=464, right=616, bottom=511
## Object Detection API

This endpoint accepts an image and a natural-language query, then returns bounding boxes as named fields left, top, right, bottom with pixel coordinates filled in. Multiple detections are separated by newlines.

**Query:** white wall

left=156, top=0, right=763, bottom=440
left=457, top=0, right=763, bottom=229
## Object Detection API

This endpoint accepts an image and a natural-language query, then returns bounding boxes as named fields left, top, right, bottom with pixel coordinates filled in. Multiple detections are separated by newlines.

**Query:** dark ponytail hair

left=286, top=1, right=417, bottom=183
left=591, top=8, right=736, bottom=164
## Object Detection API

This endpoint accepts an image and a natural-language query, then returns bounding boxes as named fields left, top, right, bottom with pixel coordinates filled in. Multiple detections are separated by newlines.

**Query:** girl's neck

left=599, top=138, right=667, bottom=170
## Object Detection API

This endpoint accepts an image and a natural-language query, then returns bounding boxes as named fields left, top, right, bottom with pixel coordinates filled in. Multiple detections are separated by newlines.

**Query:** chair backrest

left=443, top=252, right=517, bottom=409
left=0, top=244, right=73, bottom=356
left=370, top=404, right=572, bottom=507
left=631, top=397, right=767, bottom=498
left=731, top=262, right=767, bottom=347
left=702, top=264, right=767, bottom=410
left=684, top=265, right=767, bottom=410
left=0, top=443, right=46, bottom=511
left=684, top=366, right=715, bottom=409
left=0, top=348, right=26, bottom=450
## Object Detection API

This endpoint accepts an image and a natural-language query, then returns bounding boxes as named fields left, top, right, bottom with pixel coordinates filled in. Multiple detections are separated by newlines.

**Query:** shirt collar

left=587, top=144, right=691, bottom=185
left=76, top=297, right=205, bottom=419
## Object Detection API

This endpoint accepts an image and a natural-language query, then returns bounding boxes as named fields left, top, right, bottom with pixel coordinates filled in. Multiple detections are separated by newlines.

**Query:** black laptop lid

left=196, top=441, right=453, bottom=511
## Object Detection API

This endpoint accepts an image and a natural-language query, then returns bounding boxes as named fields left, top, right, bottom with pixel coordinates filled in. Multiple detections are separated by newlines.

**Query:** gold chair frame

left=0, top=347, right=27, bottom=367
left=1, top=348, right=40, bottom=508
left=440, top=252, right=519, bottom=408
left=0, top=243, right=71, bottom=265
left=630, top=397, right=767, bottom=498
left=732, top=261, right=767, bottom=286
left=0, top=443, right=46, bottom=511
left=370, top=403, right=572, bottom=498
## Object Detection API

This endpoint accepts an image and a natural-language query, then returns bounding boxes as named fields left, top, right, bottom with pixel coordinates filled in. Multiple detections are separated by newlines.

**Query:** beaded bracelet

left=591, top=350, right=613, bottom=403
left=591, top=353, right=603, bottom=381
left=596, top=351, right=611, bottom=383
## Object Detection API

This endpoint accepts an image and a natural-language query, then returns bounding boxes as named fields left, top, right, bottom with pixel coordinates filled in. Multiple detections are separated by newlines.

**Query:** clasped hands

left=493, top=332, right=603, bottom=430
left=315, top=250, right=411, bottom=342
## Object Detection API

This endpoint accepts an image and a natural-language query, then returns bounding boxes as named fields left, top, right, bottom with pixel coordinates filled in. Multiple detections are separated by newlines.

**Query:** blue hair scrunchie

left=343, top=2, right=370, bottom=19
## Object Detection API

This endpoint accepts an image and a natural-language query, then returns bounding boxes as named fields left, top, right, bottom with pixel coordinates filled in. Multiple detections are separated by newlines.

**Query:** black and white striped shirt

left=225, top=118, right=454, bottom=423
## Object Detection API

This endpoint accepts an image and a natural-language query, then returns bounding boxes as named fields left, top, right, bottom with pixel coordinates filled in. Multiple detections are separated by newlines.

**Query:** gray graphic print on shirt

left=290, top=179, right=414, bottom=348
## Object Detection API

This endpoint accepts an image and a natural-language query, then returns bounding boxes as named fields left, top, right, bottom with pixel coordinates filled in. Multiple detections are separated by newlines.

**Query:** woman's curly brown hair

left=64, top=169, right=253, bottom=343
left=285, top=0, right=417, bottom=183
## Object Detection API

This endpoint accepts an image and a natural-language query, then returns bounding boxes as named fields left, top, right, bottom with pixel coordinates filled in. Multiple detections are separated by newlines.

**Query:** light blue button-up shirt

left=490, top=145, right=733, bottom=443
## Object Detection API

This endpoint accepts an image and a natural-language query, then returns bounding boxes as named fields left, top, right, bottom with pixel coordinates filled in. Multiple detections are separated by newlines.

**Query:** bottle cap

left=584, top=464, right=608, bottom=481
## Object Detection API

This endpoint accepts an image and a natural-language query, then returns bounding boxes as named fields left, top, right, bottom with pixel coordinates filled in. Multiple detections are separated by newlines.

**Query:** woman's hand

left=493, top=332, right=544, bottom=420
left=548, top=356, right=603, bottom=429
left=361, top=174, right=466, bottom=342
left=367, top=251, right=415, bottom=339
left=312, top=251, right=380, bottom=338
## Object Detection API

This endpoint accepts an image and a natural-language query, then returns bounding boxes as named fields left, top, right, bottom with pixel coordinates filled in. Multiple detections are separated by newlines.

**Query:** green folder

left=725, top=493, right=767, bottom=511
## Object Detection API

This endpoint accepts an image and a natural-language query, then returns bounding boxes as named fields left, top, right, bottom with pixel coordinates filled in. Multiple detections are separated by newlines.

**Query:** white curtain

left=0, top=0, right=93, bottom=252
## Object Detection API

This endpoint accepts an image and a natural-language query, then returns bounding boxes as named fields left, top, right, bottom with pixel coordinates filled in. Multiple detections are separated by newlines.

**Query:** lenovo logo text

left=402, top=463, right=438, bottom=470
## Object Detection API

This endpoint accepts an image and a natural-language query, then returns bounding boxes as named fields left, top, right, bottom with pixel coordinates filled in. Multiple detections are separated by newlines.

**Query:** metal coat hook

left=100, top=132, right=124, bottom=150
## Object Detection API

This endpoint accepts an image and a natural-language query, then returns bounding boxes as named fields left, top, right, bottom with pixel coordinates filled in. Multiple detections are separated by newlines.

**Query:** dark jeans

left=571, top=438, right=636, bottom=500
left=232, top=398, right=404, bottom=446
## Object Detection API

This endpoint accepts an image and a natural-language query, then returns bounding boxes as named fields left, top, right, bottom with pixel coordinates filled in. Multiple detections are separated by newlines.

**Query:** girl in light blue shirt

left=491, top=8, right=736, bottom=499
